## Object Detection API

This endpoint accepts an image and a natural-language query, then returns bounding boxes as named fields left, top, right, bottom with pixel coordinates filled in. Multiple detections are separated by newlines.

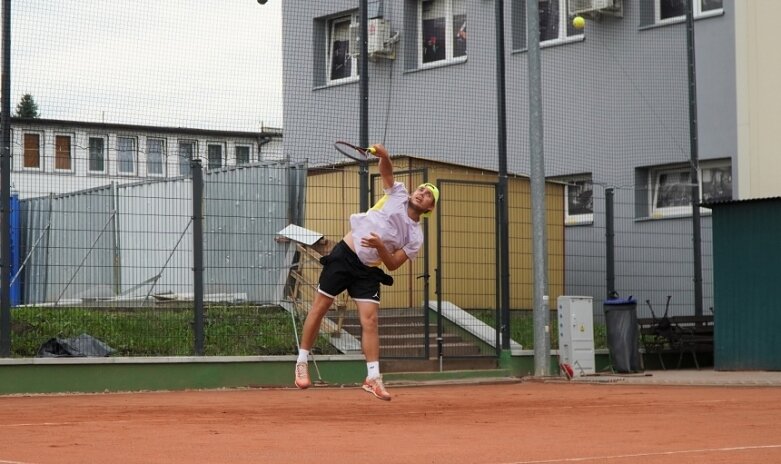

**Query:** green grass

left=10, top=305, right=338, bottom=358
left=471, top=310, right=608, bottom=350
left=9, top=305, right=607, bottom=358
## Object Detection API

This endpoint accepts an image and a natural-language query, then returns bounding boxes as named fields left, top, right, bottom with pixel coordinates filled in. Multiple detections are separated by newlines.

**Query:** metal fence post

left=0, top=0, right=12, bottom=357
left=606, top=188, right=615, bottom=297
left=494, top=0, right=511, bottom=355
left=191, top=159, right=205, bottom=356
left=686, top=0, right=704, bottom=318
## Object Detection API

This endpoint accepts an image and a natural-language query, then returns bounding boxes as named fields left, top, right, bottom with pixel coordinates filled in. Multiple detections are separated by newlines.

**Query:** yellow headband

left=418, top=183, right=439, bottom=206
left=418, top=183, right=439, bottom=218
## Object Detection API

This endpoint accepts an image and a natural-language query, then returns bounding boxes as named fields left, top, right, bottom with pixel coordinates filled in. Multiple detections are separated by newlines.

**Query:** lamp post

left=527, top=0, right=550, bottom=376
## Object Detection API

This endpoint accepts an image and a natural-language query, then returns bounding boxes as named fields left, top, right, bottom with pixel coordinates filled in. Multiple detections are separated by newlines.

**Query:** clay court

left=1, top=379, right=780, bottom=464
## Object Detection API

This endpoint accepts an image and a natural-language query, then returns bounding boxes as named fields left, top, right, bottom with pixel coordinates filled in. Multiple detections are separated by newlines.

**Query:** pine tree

left=15, top=94, right=39, bottom=118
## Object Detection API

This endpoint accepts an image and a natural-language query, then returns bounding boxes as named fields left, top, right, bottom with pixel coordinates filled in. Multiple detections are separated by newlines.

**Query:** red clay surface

left=1, top=382, right=780, bottom=464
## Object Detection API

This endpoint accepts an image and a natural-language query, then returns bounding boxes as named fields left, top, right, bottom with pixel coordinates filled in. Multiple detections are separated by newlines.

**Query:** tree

left=15, top=94, right=39, bottom=118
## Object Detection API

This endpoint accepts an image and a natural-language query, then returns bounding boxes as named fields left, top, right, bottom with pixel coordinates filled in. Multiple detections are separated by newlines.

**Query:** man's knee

left=309, top=293, right=334, bottom=316
left=358, top=306, right=379, bottom=328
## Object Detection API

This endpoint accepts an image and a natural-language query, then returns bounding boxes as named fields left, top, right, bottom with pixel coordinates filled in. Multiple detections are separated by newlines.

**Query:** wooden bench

left=637, top=315, right=714, bottom=370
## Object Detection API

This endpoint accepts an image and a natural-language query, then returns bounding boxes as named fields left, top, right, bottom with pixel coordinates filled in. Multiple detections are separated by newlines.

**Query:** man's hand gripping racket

left=333, top=141, right=387, bottom=162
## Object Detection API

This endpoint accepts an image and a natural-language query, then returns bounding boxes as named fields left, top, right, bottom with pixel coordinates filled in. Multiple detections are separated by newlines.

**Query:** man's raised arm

left=371, top=144, right=394, bottom=190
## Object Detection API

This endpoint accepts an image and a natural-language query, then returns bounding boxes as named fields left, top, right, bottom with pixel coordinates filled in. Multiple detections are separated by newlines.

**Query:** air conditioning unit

left=367, top=18, right=391, bottom=55
left=569, top=0, right=623, bottom=17
left=348, top=19, right=395, bottom=58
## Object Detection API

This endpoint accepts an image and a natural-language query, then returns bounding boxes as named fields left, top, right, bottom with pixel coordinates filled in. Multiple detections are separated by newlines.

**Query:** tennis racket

left=333, top=140, right=376, bottom=162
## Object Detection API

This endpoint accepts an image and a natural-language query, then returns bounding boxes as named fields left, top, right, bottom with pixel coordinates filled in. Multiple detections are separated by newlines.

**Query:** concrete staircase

left=338, top=307, right=500, bottom=372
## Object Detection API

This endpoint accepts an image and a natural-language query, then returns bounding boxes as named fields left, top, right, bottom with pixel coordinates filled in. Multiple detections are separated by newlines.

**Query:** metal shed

left=706, top=197, right=781, bottom=370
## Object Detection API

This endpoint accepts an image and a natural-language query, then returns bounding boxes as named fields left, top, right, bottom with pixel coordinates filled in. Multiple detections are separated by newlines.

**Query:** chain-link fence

left=1, top=1, right=728, bottom=361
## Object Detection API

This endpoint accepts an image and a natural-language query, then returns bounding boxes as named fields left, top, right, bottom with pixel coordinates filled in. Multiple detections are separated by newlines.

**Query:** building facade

left=281, top=0, right=777, bottom=315
left=11, top=118, right=283, bottom=199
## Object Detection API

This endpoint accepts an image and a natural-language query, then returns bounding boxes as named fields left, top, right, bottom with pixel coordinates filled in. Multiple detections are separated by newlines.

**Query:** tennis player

left=294, top=143, right=439, bottom=401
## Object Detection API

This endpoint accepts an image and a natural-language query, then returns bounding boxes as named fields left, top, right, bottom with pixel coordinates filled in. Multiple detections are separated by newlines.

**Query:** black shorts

left=318, top=241, right=393, bottom=304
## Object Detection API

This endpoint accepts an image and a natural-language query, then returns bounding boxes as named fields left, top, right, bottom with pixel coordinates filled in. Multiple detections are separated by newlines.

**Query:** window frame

left=511, top=0, right=584, bottom=51
left=22, top=132, right=43, bottom=171
left=54, top=134, right=74, bottom=172
left=650, top=159, right=732, bottom=218
left=418, top=0, right=467, bottom=68
left=563, top=176, right=594, bottom=226
left=235, top=144, right=252, bottom=165
left=117, top=136, right=138, bottom=176
left=538, top=0, right=583, bottom=44
left=178, top=140, right=197, bottom=177
left=146, top=137, right=167, bottom=177
left=207, top=142, right=225, bottom=170
left=700, top=163, right=732, bottom=204
left=655, top=0, right=724, bottom=25
left=326, top=13, right=359, bottom=85
left=87, top=135, right=108, bottom=174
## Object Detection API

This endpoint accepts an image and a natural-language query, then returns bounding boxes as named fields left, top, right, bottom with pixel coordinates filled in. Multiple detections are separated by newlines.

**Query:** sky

left=7, top=0, right=283, bottom=131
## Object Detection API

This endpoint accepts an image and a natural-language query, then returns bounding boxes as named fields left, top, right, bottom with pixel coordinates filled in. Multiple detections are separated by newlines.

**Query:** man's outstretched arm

left=372, top=144, right=394, bottom=190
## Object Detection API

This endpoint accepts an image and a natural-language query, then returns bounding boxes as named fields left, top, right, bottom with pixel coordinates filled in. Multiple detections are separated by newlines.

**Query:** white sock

left=297, top=349, right=309, bottom=364
left=367, top=361, right=380, bottom=379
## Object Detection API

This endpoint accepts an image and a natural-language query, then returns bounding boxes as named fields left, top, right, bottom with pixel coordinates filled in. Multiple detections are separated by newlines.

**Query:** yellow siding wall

left=303, top=157, right=564, bottom=311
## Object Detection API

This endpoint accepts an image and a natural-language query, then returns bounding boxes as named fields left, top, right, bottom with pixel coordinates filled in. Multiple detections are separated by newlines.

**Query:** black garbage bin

left=603, top=296, right=643, bottom=373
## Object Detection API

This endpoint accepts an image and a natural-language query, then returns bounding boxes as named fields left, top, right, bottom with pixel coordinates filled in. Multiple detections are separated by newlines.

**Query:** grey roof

left=701, top=196, right=781, bottom=208
left=11, top=117, right=282, bottom=139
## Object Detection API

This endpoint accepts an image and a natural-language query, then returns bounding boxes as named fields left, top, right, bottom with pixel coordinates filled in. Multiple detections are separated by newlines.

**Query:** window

left=207, top=143, right=224, bottom=170
left=419, top=0, right=467, bottom=66
left=117, top=137, right=137, bottom=175
left=700, top=164, right=732, bottom=203
left=235, top=145, right=251, bottom=165
left=539, top=0, right=581, bottom=42
left=88, top=137, right=106, bottom=173
left=23, top=133, right=41, bottom=169
left=55, top=135, right=72, bottom=171
left=179, top=140, right=196, bottom=176
left=512, top=0, right=583, bottom=50
left=650, top=160, right=731, bottom=217
left=564, top=176, right=594, bottom=225
left=656, top=0, right=723, bottom=23
left=147, top=138, right=166, bottom=177
left=327, top=14, right=359, bottom=83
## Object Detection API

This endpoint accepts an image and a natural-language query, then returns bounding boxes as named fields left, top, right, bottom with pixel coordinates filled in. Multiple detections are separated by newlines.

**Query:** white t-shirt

left=349, top=182, right=423, bottom=267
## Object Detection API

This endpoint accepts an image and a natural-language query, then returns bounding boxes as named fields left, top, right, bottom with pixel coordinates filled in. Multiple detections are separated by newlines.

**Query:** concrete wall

left=734, top=0, right=781, bottom=200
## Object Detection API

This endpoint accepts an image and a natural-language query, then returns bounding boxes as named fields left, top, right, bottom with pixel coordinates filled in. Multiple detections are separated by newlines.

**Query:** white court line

left=0, top=422, right=78, bottom=428
left=0, top=459, right=37, bottom=464
left=498, top=444, right=781, bottom=464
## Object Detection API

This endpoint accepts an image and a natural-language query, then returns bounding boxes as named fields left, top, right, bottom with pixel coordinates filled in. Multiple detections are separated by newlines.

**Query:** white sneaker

left=294, top=362, right=311, bottom=389
left=362, top=375, right=391, bottom=401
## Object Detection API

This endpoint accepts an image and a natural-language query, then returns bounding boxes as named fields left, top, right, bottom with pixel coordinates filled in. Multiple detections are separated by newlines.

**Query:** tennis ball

left=573, top=16, right=585, bottom=30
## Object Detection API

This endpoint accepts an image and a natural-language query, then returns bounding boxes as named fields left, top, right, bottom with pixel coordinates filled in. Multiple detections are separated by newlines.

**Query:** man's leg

left=294, top=292, right=334, bottom=389
left=357, top=300, right=391, bottom=401
left=356, top=300, right=380, bottom=362
left=301, top=292, right=335, bottom=350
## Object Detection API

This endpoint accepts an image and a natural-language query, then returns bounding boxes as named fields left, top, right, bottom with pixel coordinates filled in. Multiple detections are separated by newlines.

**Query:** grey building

left=282, top=0, right=778, bottom=316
